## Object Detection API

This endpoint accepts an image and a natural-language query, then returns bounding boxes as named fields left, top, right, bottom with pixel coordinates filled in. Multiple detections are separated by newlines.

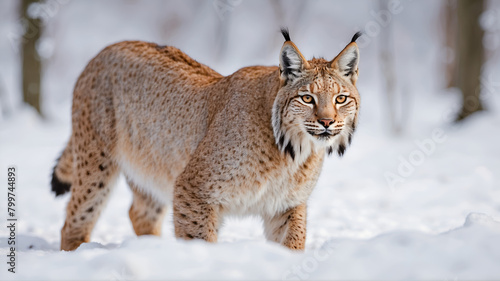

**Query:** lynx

left=51, top=29, right=361, bottom=251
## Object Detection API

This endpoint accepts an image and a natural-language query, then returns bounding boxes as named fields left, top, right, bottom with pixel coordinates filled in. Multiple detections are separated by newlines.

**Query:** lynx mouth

left=307, top=130, right=340, bottom=140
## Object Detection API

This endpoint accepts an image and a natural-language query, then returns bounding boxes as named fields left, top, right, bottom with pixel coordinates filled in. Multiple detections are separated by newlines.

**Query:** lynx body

left=51, top=30, right=361, bottom=251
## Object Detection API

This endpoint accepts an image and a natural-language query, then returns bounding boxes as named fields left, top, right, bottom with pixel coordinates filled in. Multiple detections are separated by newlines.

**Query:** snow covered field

left=1, top=1, right=500, bottom=280
left=1, top=95, right=500, bottom=280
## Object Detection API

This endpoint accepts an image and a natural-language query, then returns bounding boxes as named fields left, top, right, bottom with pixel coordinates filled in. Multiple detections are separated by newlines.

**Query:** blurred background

left=0, top=0, right=498, bottom=126
left=0, top=1, right=500, bottom=279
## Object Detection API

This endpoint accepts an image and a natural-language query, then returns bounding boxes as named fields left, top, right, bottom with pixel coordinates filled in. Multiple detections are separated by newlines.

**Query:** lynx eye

left=336, top=95, right=347, bottom=104
left=301, top=95, right=314, bottom=104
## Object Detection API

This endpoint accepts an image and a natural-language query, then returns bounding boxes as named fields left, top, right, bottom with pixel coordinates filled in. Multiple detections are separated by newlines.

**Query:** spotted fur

left=51, top=30, right=361, bottom=251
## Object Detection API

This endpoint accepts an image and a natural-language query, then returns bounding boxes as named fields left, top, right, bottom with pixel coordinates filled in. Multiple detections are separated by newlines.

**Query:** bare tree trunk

left=455, top=0, right=485, bottom=121
left=270, top=0, right=308, bottom=33
left=442, top=0, right=458, bottom=89
left=0, top=76, right=8, bottom=120
left=215, top=5, right=231, bottom=61
left=270, top=0, right=285, bottom=25
left=213, top=0, right=240, bottom=61
left=21, top=0, right=43, bottom=116
left=378, top=0, right=400, bottom=134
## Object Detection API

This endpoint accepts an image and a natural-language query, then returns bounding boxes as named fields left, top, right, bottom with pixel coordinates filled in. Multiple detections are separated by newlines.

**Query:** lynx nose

left=318, top=118, right=334, bottom=128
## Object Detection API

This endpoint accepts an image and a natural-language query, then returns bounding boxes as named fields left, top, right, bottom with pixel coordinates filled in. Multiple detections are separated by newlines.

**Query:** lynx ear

left=331, top=32, right=361, bottom=85
left=279, top=28, right=310, bottom=85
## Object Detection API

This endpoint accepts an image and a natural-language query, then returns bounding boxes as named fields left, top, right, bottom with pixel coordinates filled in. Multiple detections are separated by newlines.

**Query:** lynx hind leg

left=61, top=146, right=119, bottom=251
left=263, top=203, right=307, bottom=250
left=127, top=180, right=167, bottom=236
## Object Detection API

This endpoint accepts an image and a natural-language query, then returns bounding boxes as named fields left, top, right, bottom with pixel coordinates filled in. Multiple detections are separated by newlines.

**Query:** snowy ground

left=1, top=89, right=500, bottom=280
left=1, top=1, right=500, bottom=280
left=0, top=88, right=500, bottom=280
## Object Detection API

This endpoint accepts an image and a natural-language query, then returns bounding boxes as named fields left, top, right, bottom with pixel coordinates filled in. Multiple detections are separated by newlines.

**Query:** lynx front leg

left=173, top=182, right=220, bottom=243
left=263, top=203, right=307, bottom=250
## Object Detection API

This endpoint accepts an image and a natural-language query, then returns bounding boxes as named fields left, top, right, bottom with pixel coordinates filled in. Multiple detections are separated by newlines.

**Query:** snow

left=1, top=0, right=500, bottom=280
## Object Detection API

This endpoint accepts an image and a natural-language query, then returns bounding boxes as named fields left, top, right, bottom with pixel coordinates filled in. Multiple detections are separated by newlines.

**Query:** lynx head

left=272, top=28, right=361, bottom=164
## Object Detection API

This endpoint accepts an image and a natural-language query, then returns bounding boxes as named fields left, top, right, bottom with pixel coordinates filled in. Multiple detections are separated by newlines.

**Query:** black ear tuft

left=351, top=31, right=362, bottom=43
left=279, top=29, right=309, bottom=84
left=281, top=27, right=291, bottom=42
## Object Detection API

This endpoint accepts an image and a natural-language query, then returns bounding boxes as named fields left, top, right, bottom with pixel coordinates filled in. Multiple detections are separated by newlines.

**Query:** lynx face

left=273, top=30, right=361, bottom=163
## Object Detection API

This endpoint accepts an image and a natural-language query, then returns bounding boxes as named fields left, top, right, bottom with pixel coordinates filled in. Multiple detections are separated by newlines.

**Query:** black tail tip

left=51, top=169, right=71, bottom=196
left=351, top=31, right=362, bottom=43
left=280, top=27, right=291, bottom=42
